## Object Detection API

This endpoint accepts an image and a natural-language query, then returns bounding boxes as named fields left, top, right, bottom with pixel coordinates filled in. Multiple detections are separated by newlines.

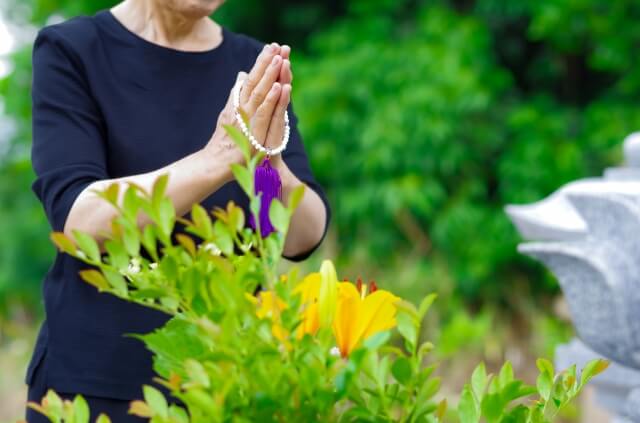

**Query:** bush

left=27, top=129, right=607, bottom=423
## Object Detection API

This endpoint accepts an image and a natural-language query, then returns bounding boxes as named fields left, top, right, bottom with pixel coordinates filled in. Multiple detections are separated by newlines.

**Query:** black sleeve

left=30, top=27, right=109, bottom=232
left=281, top=103, right=332, bottom=262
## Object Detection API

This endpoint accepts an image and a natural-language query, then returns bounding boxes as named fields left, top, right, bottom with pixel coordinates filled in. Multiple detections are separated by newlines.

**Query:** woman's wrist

left=197, top=143, right=240, bottom=185
left=273, top=156, right=301, bottom=193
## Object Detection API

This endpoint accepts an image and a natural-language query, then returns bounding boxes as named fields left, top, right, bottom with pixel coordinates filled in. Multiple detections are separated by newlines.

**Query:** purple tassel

left=250, top=157, right=282, bottom=237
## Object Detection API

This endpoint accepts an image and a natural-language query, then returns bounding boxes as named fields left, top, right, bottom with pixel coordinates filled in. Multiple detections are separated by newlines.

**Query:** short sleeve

left=281, top=104, right=332, bottom=261
left=31, top=27, right=109, bottom=232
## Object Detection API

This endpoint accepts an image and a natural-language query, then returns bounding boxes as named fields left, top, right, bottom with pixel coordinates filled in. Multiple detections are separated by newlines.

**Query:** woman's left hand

left=265, top=44, right=292, bottom=173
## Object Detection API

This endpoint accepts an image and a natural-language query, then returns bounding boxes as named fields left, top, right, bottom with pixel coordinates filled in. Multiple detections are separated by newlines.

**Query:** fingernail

left=272, top=82, right=281, bottom=91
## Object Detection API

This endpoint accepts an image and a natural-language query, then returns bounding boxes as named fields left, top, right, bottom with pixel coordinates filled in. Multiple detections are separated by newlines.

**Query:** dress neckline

left=95, top=9, right=229, bottom=63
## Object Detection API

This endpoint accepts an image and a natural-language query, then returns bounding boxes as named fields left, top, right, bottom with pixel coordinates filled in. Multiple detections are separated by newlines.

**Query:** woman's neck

left=111, top=0, right=223, bottom=52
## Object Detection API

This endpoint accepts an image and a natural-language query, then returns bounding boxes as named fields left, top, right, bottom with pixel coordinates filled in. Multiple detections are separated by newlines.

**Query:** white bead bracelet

left=233, top=80, right=290, bottom=156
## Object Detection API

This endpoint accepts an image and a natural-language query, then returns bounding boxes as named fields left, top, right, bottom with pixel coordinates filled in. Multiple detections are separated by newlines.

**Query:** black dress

left=26, top=9, right=329, bottom=422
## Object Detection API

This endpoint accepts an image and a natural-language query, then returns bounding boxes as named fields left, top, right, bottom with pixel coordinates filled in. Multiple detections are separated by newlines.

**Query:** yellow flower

left=294, top=273, right=322, bottom=338
left=332, top=281, right=400, bottom=357
left=251, top=291, right=288, bottom=341
left=252, top=262, right=400, bottom=358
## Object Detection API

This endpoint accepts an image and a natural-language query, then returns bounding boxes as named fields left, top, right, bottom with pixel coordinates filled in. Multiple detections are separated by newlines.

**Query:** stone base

left=556, top=338, right=640, bottom=422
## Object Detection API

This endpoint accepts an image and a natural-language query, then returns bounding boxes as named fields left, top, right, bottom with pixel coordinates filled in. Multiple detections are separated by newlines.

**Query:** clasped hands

left=206, top=42, right=293, bottom=177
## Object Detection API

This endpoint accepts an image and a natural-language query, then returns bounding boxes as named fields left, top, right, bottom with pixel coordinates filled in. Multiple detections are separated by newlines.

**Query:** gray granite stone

left=520, top=193, right=640, bottom=369
left=506, top=134, right=640, bottom=419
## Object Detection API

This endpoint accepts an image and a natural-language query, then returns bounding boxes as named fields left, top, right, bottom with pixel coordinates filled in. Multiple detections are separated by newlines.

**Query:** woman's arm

left=278, top=164, right=328, bottom=258
left=63, top=45, right=286, bottom=243
left=63, top=143, right=236, bottom=242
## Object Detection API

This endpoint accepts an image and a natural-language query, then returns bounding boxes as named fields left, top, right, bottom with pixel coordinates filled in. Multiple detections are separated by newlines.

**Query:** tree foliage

left=2, top=0, right=640, bottom=311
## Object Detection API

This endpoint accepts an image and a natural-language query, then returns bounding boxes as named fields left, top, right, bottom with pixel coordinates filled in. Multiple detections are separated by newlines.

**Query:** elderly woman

left=25, top=0, right=330, bottom=421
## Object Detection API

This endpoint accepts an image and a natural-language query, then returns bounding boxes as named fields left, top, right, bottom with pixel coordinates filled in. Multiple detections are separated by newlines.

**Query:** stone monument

left=506, top=133, right=640, bottom=422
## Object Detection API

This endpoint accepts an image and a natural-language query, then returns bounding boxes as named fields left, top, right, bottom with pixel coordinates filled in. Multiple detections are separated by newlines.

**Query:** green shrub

left=27, top=129, right=607, bottom=423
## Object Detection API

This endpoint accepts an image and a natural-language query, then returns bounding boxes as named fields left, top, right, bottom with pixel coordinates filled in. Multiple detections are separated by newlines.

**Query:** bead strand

left=233, top=81, right=290, bottom=156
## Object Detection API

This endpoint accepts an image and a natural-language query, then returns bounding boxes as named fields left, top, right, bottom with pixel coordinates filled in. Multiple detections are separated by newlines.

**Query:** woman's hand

left=203, top=43, right=292, bottom=180
left=240, top=44, right=293, bottom=158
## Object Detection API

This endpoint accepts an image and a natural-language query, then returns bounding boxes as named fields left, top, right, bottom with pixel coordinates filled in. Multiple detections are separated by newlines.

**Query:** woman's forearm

left=279, top=164, right=328, bottom=258
left=63, top=146, right=235, bottom=243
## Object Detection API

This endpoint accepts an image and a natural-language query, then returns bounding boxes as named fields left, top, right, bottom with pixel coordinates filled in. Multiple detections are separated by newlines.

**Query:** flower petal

left=332, top=283, right=360, bottom=357
left=354, top=290, right=400, bottom=345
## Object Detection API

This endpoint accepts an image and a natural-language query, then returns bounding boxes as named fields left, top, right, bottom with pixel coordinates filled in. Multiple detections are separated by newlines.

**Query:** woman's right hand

left=204, top=43, right=290, bottom=179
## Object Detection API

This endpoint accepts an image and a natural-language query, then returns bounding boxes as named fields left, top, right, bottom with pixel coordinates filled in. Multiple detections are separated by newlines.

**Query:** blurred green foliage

left=2, top=0, right=640, bottom=314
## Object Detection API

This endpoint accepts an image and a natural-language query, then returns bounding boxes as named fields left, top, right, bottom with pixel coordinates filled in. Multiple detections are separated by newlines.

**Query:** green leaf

left=418, top=376, right=441, bottom=401
left=580, top=359, right=609, bottom=389
left=501, top=405, right=529, bottom=423
left=122, top=185, right=139, bottom=220
left=223, top=124, right=250, bottom=160
left=457, top=385, right=479, bottom=423
left=498, top=361, right=514, bottom=389
left=152, top=174, right=169, bottom=207
left=269, top=199, right=290, bottom=234
left=480, top=392, right=505, bottom=422
left=72, top=395, right=90, bottom=423
left=363, top=330, right=390, bottom=350
left=177, top=234, right=197, bottom=257
left=121, top=222, right=140, bottom=257
left=143, top=385, right=168, bottom=418
left=191, top=204, right=213, bottom=239
left=103, top=268, right=128, bottom=296
left=168, top=405, right=190, bottom=423
left=79, top=270, right=109, bottom=292
left=213, top=221, right=233, bottom=256
left=141, top=225, right=158, bottom=261
left=231, top=164, right=253, bottom=197
left=182, top=389, right=218, bottom=416
left=158, top=198, right=176, bottom=238
left=501, top=380, right=537, bottom=402
left=96, top=414, right=112, bottom=423
left=44, top=389, right=64, bottom=417
left=417, top=293, right=437, bottom=319
left=228, top=203, right=245, bottom=233
left=50, top=232, right=77, bottom=255
left=288, top=184, right=305, bottom=212
left=250, top=196, right=261, bottom=224
left=100, top=182, right=120, bottom=205
left=471, top=362, right=487, bottom=400
left=536, top=358, right=554, bottom=376
left=72, top=230, right=101, bottom=262
left=105, top=240, right=129, bottom=271
left=418, top=341, right=434, bottom=359
left=185, top=359, right=210, bottom=388
left=391, top=356, right=412, bottom=385
left=396, top=310, right=418, bottom=351
left=536, top=367, right=552, bottom=402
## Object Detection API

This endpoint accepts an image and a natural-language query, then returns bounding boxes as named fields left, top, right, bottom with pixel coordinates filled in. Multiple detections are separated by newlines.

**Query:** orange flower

left=252, top=261, right=400, bottom=358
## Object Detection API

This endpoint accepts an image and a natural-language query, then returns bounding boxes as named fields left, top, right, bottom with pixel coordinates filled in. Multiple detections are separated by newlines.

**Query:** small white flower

left=127, top=258, right=141, bottom=274
left=330, top=346, right=341, bottom=357
left=202, top=242, right=221, bottom=256
left=149, top=262, right=158, bottom=270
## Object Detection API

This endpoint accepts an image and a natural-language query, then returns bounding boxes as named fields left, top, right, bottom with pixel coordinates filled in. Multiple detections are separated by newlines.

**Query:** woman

left=26, top=0, right=330, bottom=421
